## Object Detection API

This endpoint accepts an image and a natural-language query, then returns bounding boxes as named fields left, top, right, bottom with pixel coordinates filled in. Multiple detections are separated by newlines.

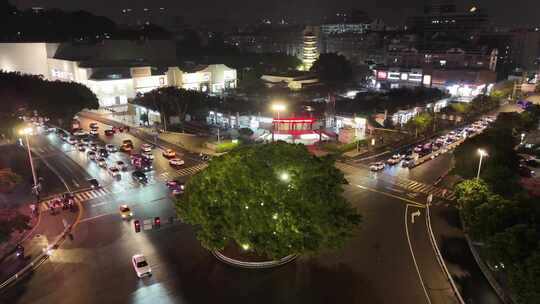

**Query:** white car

left=67, top=137, right=78, bottom=145
left=132, top=254, right=151, bottom=278
left=105, top=144, right=118, bottom=152
left=116, top=160, right=128, bottom=171
left=108, top=166, right=121, bottom=177
left=369, top=162, right=385, bottom=171
left=141, top=144, right=153, bottom=152
left=169, top=158, right=185, bottom=167
left=97, top=158, right=107, bottom=168
left=89, top=129, right=99, bottom=136
left=386, top=154, right=401, bottom=165
left=73, top=129, right=87, bottom=136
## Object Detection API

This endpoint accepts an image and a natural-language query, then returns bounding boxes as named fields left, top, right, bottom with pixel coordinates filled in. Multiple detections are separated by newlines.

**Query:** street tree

left=176, top=143, right=361, bottom=259
left=404, top=113, right=433, bottom=137
left=310, top=53, right=353, bottom=89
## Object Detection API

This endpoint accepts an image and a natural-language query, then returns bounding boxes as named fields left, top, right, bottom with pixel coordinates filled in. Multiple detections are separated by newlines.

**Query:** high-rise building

left=412, top=0, right=490, bottom=43
left=303, top=26, right=319, bottom=70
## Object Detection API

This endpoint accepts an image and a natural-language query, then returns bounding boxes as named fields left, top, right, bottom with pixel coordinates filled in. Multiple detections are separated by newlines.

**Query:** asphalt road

left=0, top=118, right=483, bottom=304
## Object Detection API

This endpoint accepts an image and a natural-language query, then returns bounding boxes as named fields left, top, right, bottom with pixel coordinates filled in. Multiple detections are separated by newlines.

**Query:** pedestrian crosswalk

left=39, top=188, right=112, bottom=211
left=175, top=163, right=208, bottom=177
left=392, top=179, right=456, bottom=201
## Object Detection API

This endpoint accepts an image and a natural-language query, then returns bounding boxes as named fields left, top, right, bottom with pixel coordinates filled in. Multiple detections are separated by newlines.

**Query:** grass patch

left=215, top=140, right=240, bottom=153
left=322, top=140, right=367, bottom=153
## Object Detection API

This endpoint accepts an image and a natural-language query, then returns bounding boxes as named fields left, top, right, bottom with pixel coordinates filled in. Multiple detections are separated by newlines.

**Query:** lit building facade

left=167, top=64, right=237, bottom=94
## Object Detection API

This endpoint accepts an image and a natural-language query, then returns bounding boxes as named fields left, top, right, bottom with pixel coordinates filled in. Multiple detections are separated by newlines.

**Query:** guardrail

left=426, top=205, right=465, bottom=304
left=0, top=224, right=73, bottom=291
left=212, top=250, right=297, bottom=269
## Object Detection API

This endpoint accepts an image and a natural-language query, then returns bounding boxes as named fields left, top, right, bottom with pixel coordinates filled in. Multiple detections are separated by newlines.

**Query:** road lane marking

left=405, top=204, right=432, bottom=304
left=79, top=212, right=114, bottom=223
left=354, top=184, right=425, bottom=208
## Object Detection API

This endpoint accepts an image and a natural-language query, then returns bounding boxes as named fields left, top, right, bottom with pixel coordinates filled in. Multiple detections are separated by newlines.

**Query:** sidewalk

left=0, top=203, right=77, bottom=286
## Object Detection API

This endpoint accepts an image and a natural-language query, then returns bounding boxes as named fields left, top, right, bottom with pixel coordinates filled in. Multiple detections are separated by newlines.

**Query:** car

left=73, top=129, right=87, bottom=136
left=77, top=143, right=86, bottom=152
left=81, top=137, right=90, bottom=144
left=87, top=151, right=97, bottom=160
left=369, top=162, right=385, bottom=171
left=132, top=254, right=151, bottom=278
left=169, top=158, right=185, bottom=167
left=116, top=160, right=128, bottom=171
left=67, top=136, right=78, bottom=145
left=104, top=129, right=115, bottom=136
left=162, top=149, right=176, bottom=158
left=413, top=145, right=423, bottom=153
left=402, top=155, right=415, bottom=168
left=386, top=154, right=401, bottom=165
left=108, top=166, right=121, bottom=177
left=105, top=144, right=117, bottom=153
left=120, top=144, right=133, bottom=153
left=119, top=205, right=133, bottom=219
left=166, top=179, right=182, bottom=189
left=88, top=178, right=100, bottom=189
left=89, top=143, right=98, bottom=151
left=89, top=129, right=99, bottom=136
left=141, top=151, right=154, bottom=160
left=132, top=171, right=147, bottom=184
left=171, top=183, right=185, bottom=195
left=61, top=192, right=75, bottom=203
left=98, top=148, right=109, bottom=158
left=97, top=158, right=107, bottom=168
left=89, top=122, right=98, bottom=129
left=141, top=143, right=153, bottom=152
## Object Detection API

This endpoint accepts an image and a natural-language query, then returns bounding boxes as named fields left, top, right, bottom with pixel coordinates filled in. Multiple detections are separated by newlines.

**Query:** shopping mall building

left=0, top=41, right=237, bottom=108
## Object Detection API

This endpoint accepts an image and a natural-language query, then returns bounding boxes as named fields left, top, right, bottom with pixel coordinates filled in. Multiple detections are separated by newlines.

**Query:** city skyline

left=12, top=0, right=540, bottom=27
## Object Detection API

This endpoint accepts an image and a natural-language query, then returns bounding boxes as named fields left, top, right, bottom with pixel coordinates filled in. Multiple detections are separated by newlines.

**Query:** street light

left=19, top=128, right=39, bottom=202
left=280, top=172, right=290, bottom=182
left=520, top=133, right=526, bottom=145
left=271, top=103, right=286, bottom=142
left=477, top=149, right=488, bottom=179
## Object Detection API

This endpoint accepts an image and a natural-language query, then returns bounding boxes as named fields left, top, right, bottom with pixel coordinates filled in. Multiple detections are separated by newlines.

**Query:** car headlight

left=130, top=212, right=133, bottom=216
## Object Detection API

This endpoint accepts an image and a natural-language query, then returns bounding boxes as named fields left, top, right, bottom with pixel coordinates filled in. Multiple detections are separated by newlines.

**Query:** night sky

left=12, top=0, right=539, bottom=27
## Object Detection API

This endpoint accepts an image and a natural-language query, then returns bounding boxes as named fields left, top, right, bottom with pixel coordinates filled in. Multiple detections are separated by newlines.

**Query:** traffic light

left=154, top=217, right=161, bottom=228
left=134, top=219, right=141, bottom=233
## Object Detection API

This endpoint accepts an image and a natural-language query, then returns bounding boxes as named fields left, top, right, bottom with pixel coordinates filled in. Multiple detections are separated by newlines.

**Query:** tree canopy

left=310, top=53, right=353, bottom=89
left=0, top=71, right=99, bottom=126
left=176, top=143, right=361, bottom=259
left=455, top=179, right=540, bottom=303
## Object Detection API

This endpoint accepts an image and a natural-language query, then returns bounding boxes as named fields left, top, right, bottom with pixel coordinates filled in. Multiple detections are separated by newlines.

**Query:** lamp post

left=477, top=149, right=488, bottom=179
left=20, top=128, right=39, bottom=202
left=271, top=103, right=286, bottom=142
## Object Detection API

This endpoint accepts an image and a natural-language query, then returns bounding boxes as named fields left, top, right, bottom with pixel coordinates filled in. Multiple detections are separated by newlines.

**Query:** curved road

left=1, top=117, right=465, bottom=304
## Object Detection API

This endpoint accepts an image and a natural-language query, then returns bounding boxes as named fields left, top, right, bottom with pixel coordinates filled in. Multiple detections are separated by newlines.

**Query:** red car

left=104, top=129, right=115, bottom=136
